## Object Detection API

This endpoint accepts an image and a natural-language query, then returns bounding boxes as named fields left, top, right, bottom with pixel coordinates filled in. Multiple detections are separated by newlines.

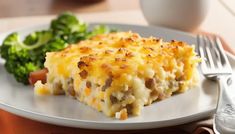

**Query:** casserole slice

left=34, top=32, right=200, bottom=120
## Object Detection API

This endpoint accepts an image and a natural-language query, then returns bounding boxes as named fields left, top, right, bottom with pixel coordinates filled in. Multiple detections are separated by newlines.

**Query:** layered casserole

left=34, top=31, right=200, bottom=120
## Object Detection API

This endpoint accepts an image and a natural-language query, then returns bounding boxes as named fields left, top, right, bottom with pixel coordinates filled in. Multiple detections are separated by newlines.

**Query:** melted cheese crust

left=34, top=31, right=200, bottom=119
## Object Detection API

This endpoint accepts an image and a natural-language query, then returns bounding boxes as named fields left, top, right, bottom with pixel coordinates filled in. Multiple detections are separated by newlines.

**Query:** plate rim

left=0, top=22, right=196, bottom=44
left=0, top=100, right=215, bottom=130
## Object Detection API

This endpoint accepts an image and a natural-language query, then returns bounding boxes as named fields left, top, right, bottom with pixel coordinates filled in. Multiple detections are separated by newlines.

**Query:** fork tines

left=197, top=35, right=232, bottom=76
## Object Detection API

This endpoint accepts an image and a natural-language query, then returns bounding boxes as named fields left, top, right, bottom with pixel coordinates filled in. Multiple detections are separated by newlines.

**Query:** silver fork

left=197, top=35, right=235, bottom=134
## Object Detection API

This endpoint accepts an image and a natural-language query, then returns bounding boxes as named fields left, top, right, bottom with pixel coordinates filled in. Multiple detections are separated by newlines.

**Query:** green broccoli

left=0, top=31, right=68, bottom=84
left=0, top=12, right=115, bottom=85
left=50, top=12, right=88, bottom=44
left=0, top=32, right=49, bottom=84
left=86, top=25, right=117, bottom=39
left=51, top=12, right=87, bottom=34
left=23, top=31, right=53, bottom=46
left=9, top=62, right=39, bottom=84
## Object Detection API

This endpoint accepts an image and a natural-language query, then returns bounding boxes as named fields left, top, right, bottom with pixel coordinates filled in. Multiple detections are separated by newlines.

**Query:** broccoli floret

left=51, top=12, right=87, bottom=33
left=12, top=62, right=39, bottom=84
left=50, top=12, right=116, bottom=44
left=41, top=38, right=67, bottom=53
left=0, top=31, right=56, bottom=84
left=23, top=31, right=53, bottom=47
left=64, top=32, right=88, bottom=44
left=0, top=33, right=25, bottom=59
left=50, top=12, right=88, bottom=43
left=91, top=25, right=113, bottom=35
left=23, top=32, right=38, bottom=45
left=86, top=25, right=117, bottom=39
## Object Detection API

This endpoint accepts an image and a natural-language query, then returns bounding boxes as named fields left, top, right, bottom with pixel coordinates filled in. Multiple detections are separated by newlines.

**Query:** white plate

left=0, top=23, right=234, bottom=130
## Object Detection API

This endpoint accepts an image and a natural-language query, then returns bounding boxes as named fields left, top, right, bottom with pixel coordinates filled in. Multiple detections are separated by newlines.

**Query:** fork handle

left=213, top=76, right=235, bottom=134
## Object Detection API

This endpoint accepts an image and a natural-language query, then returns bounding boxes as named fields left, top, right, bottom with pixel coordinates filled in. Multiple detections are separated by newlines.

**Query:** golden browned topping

left=45, top=31, right=199, bottom=92
left=79, top=47, right=92, bottom=53
left=86, top=81, right=92, bottom=88
left=125, top=52, right=134, bottom=57
left=77, top=61, right=88, bottom=69
left=104, top=50, right=113, bottom=55
left=117, top=48, right=127, bottom=53
left=79, top=70, right=88, bottom=79
left=120, top=64, right=128, bottom=69
left=145, top=78, right=155, bottom=89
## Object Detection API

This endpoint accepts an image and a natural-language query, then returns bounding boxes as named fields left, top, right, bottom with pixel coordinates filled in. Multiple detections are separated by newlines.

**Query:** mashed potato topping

left=34, top=31, right=200, bottom=119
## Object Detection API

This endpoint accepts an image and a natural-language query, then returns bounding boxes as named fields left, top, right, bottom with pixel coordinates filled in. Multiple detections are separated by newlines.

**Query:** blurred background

left=0, top=0, right=139, bottom=18
left=0, top=0, right=235, bottom=51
